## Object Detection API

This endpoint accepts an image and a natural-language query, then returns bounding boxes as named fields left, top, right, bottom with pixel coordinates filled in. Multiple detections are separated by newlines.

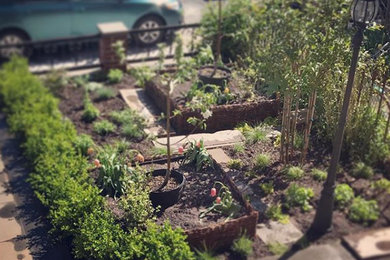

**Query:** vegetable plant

left=284, top=184, right=314, bottom=212
left=334, top=184, right=354, bottom=209
left=348, top=197, right=379, bottom=225
left=200, top=181, right=241, bottom=220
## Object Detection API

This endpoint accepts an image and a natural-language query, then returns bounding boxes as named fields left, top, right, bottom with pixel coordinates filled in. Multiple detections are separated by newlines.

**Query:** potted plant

left=198, top=0, right=231, bottom=87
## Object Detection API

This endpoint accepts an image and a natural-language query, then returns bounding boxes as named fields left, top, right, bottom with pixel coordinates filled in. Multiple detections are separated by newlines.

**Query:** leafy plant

left=334, top=184, right=355, bottom=209
left=129, top=66, right=155, bottom=88
left=311, top=168, right=327, bottom=181
left=200, top=182, right=241, bottom=219
left=371, top=178, right=390, bottom=193
left=260, top=181, right=274, bottom=195
left=268, top=242, right=288, bottom=256
left=351, top=162, right=374, bottom=179
left=194, top=243, right=218, bottom=260
left=227, top=159, right=243, bottom=170
left=93, top=120, right=116, bottom=135
left=283, top=166, right=304, bottom=181
left=42, top=69, right=68, bottom=94
left=82, top=93, right=100, bottom=122
left=254, top=153, right=271, bottom=170
left=112, top=40, right=126, bottom=65
left=72, top=74, right=90, bottom=88
left=114, top=139, right=131, bottom=154
left=84, top=82, right=104, bottom=92
left=107, top=68, right=123, bottom=84
left=95, top=87, right=116, bottom=101
left=265, top=204, right=289, bottom=224
left=233, top=143, right=245, bottom=154
left=151, top=147, right=168, bottom=157
left=110, top=109, right=146, bottom=139
left=182, top=140, right=213, bottom=171
left=348, top=197, right=380, bottom=225
left=74, top=134, right=95, bottom=156
left=231, top=234, right=253, bottom=257
left=244, top=125, right=268, bottom=144
left=284, top=184, right=314, bottom=212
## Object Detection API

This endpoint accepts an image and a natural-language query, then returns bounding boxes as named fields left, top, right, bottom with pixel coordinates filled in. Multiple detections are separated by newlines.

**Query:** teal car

left=0, top=0, right=183, bottom=57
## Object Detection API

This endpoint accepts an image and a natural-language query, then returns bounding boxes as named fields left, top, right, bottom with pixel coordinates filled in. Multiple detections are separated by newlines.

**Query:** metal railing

left=0, top=23, right=200, bottom=74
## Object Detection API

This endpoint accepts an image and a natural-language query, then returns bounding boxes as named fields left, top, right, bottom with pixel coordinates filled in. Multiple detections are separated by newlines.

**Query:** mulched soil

left=147, top=162, right=246, bottom=230
left=223, top=135, right=390, bottom=258
left=58, top=74, right=156, bottom=160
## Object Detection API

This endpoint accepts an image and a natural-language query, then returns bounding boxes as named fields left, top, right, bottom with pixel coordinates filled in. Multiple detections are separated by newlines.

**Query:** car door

left=14, top=0, right=72, bottom=41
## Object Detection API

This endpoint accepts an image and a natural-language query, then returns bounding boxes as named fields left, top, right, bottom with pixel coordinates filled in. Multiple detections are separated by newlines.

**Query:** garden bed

left=145, top=77, right=280, bottom=134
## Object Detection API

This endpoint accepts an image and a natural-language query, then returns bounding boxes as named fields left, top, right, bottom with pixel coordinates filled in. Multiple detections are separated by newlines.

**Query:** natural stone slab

left=289, top=244, right=354, bottom=260
left=154, top=130, right=244, bottom=150
left=250, top=198, right=267, bottom=212
left=257, top=221, right=303, bottom=245
left=208, top=148, right=231, bottom=165
left=120, top=89, right=167, bottom=136
left=343, top=227, right=390, bottom=259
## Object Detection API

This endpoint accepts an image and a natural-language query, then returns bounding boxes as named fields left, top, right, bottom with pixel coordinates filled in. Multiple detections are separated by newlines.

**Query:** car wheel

left=0, top=31, right=30, bottom=58
left=134, top=16, right=165, bottom=46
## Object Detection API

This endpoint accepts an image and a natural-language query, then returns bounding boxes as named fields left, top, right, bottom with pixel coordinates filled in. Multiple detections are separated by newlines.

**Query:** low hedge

left=0, top=57, right=194, bottom=260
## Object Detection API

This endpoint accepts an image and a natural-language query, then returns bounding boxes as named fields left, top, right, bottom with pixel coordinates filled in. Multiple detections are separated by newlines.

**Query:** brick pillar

left=97, top=22, right=128, bottom=71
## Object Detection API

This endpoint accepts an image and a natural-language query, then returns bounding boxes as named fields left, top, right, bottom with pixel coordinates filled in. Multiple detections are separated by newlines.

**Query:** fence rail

left=0, top=23, right=200, bottom=74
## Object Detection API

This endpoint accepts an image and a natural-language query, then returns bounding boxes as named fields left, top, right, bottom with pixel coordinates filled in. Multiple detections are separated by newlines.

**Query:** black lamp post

left=310, top=0, right=379, bottom=234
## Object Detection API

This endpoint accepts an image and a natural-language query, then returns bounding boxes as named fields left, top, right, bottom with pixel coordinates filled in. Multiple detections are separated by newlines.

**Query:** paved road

left=29, top=0, right=208, bottom=73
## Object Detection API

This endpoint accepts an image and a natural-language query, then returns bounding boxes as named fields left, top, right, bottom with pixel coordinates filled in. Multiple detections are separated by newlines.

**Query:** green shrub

left=82, top=93, right=100, bottom=122
left=259, top=181, right=274, bottom=195
left=371, top=178, right=390, bottom=193
left=84, top=81, right=104, bottom=92
left=351, top=162, right=374, bottom=179
left=284, top=166, right=304, bottom=180
left=254, top=153, right=271, bottom=170
left=107, top=68, right=123, bottom=84
left=348, top=197, right=379, bottom=225
left=334, top=184, right=355, bottom=209
left=95, top=87, right=116, bottom=101
left=231, top=234, right=253, bottom=257
left=311, top=168, right=327, bottom=181
left=233, top=143, right=245, bottom=154
left=93, top=120, right=116, bottom=135
left=265, top=204, right=289, bottom=224
left=267, top=242, right=288, bottom=256
left=227, top=159, right=243, bottom=170
left=74, top=134, right=95, bottom=156
left=285, top=184, right=314, bottom=212
left=114, top=139, right=131, bottom=154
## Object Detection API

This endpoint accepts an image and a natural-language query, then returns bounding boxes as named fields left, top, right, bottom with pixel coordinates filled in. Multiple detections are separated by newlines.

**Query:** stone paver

left=0, top=242, right=32, bottom=260
left=208, top=148, right=231, bottom=165
left=154, top=130, right=244, bottom=150
left=256, top=221, right=303, bottom=245
left=288, top=243, right=355, bottom=260
left=343, top=227, right=390, bottom=259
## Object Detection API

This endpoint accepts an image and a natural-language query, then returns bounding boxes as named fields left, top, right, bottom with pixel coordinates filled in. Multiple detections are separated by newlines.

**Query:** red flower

left=196, top=141, right=201, bottom=148
left=178, top=146, right=184, bottom=154
left=94, top=159, right=101, bottom=168
left=210, top=188, right=217, bottom=197
left=216, top=197, right=221, bottom=204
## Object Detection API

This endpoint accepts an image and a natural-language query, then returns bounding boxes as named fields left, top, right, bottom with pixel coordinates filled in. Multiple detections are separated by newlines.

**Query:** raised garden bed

left=145, top=77, right=280, bottom=134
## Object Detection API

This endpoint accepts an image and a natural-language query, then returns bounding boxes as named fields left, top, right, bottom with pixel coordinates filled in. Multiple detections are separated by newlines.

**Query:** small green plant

left=293, top=133, right=304, bottom=150
left=348, top=197, right=380, bottom=225
left=110, top=109, right=146, bottom=139
left=231, top=234, right=253, bottom=257
left=227, top=159, right=243, bottom=170
left=351, top=162, right=374, bottom=179
left=84, top=81, right=104, bottom=92
left=151, top=147, right=168, bottom=157
left=265, top=204, right=289, bottom=224
left=95, top=87, right=116, bottom=101
left=371, top=178, right=390, bottom=193
left=107, top=69, right=123, bottom=84
left=72, top=74, right=90, bottom=88
left=254, top=153, right=271, bottom=170
left=182, top=140, right=213, bottom=171
left=259, top=181, right=274, bottom=195
left=334, top=184, right=355, bottom=209
left=129, top=66, right=156, bottom=88
left=93, top=120, right=116, bottom=135
left=43, top=69, right=68, bottom=94
left=233, top=143, right=245, bottom=154
left=311, top=168, right=327, bottom=181
left=284, top=184, right=314, bottom=212
left=122, top=123, right=144, bottom=139
left=194, top=244, right=218, bottom=260
left=112, top=40, right=126, bottom=65
left=284, top=166, right=304, bottom=180
left=267, top=242, right=288, bottom=256
left=244, top=125, right=268, bottom=144
left=114, top=139, right=131, bottom=154
left=82, top=93, right=100, bottom=122
left=74, top=134, right=95, bottom=156
left=200, top=182, right=241, bottom=219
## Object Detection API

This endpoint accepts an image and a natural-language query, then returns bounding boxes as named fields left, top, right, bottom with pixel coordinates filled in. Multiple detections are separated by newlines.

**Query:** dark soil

left=223, top=136, right=390, bottom=258
left=149, top=162, right=246, bottom=230
left=148, top=175, right=179, bottom=192
left=57, top=74, right=156, bottom=160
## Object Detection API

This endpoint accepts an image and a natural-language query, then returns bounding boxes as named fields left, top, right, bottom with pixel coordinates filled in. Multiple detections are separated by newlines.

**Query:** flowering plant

left=181, top=139, right=213, bottom=171
left=200, top=181, right=241, bottom=220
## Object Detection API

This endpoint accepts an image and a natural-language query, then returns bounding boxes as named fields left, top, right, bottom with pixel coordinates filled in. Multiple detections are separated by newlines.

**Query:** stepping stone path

left=256, top=221, right=303, bottom=245
left=153, top=130, right=244, bottom=150
left=119, top=89, right=168, bottom=136
left=343, top=227, right=390, bottom=259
